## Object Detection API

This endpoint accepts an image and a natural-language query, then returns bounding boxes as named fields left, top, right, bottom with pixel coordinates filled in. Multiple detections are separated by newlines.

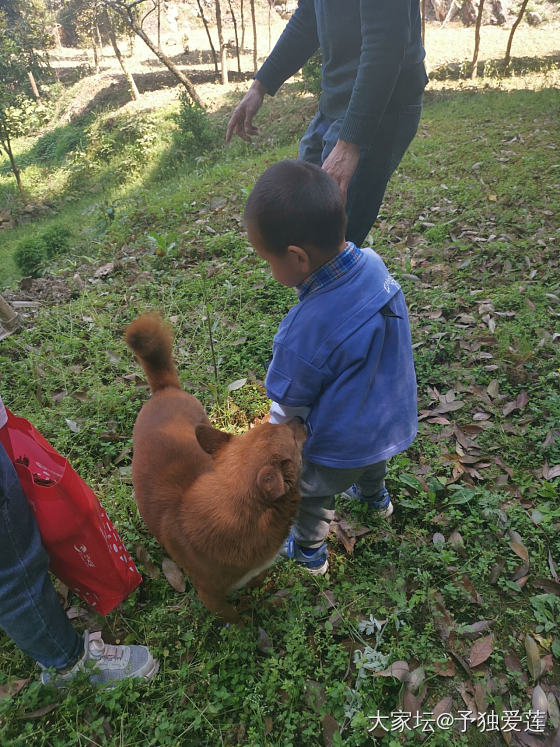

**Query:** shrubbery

left=14, top=237, right=47, bottom=277
left=41, top=224, right=72, bottom=258
left=14, top=223, right=72, bottom=276
left=299, top=50, right=322, bottom=96
left=173, top=92, right=219, bottom=159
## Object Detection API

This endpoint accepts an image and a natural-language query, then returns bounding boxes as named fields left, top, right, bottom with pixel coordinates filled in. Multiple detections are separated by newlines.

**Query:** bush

left=41, top=224, right=72, bottom=258
left=14, top=238, right=47, bottom=277
left=173, top=92, right=218, bottom=159
left=299, top=50, right=322, bottom=96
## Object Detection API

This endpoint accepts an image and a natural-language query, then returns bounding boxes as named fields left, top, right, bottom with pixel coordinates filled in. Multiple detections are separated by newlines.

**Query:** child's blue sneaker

left=280, top=534, right=329, bottom=575
left=343, top=486, right=394, bottom=518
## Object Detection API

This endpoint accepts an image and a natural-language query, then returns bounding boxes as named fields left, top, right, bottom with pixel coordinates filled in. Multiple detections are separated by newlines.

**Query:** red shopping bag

left=0, top=409, right=141, bottom=615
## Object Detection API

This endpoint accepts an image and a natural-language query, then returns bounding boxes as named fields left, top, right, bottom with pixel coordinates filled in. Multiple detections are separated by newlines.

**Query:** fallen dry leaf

left=524, top=634, right=542, bottom=682
left=433, top=696, right=454, bottom=720
left=322, top=714, right=340, bottom=747
left=455, top=574, right=483, bottom=606
left=489, top=559, right=506, bottom=584
left=532, top=577, right=560, bottom=595
left=508, top=530, right=530, bottom=564
left=474, top=680, right=489, bottom=712
left=543, top=463, right=560, bottom=480
left=461, top=619, right=495, bottom=639
left=371, top=660, right=410, bottom=681
left=549, top=552, right=559, bottom=581
left=433, top=658, right=457, bottom=677
left=532, top=685, right=548, bottom=717
left=456, top=682, right=478, bottom=719
left=406, top=666, right=425, bottom=694
left=135, top=544, right=160, bottom=579
left=0, top=679, right=30, bottom=699
left=335, top=523, right=356, bottom=554
left=469, top=634, right=494, bottom=667
left=162, top=557, right=186, bottom=593
left=548, top=693, right=560, bottom=730
left=448, top=529, right=465, bottom=553
left=504, top=652, right=528, bottom=687
left=16, top=703, right=58, bottom=719
left=304, top=680, right=326, bottom=714
left=257, top=627, right=273, bottom=655
left=432, top=592, right=456, bottom=641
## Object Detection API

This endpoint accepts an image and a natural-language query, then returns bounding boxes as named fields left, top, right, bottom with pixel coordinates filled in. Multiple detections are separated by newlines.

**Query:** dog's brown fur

left=126, top=312, right=306, bottom=623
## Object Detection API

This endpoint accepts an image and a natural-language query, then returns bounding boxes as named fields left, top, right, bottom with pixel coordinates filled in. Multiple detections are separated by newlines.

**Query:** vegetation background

left=0, top=1, right=559, bottom=745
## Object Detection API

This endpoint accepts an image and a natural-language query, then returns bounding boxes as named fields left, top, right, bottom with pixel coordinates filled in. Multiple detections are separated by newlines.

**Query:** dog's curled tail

left=125, top=312, right=180, bottom=393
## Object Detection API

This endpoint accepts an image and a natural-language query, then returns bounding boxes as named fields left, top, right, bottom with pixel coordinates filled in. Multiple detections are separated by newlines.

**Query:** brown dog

left=125, top=312, right=306, bottom=623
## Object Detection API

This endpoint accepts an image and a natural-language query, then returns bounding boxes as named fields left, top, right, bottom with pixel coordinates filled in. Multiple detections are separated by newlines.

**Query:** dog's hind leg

left=195, top=587, right=242, bottom=625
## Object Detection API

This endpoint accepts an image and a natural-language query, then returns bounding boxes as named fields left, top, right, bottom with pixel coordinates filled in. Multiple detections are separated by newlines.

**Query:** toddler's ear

left=287, top=244, right=312, bottom=273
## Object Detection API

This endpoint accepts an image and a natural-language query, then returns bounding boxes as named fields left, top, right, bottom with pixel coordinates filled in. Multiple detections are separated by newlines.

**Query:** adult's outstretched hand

left=225, top=80, right=267, bottom=144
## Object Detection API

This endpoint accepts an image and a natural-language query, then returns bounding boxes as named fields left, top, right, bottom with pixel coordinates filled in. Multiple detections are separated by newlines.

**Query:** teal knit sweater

left=256, top=0, right=427, bottom=147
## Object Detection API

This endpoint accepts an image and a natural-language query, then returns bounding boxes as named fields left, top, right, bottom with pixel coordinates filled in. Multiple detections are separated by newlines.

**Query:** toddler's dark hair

left=244, top=160, right=346, bottom=255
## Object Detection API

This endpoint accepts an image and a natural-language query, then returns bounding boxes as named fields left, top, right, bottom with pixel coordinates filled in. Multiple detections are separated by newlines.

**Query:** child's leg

left=292, top=461, right=364, bottom=548
left=355, top=460, right=387, bottom=498
left=346, top=460, right=393, bottom=518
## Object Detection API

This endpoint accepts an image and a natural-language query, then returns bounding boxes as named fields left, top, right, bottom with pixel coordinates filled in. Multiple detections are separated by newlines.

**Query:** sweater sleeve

left=255, top=0, right=320, bottom=96
left=338, top=0, right=413, bottom=146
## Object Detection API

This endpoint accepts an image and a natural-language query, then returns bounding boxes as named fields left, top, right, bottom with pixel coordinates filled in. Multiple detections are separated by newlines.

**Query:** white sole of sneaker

left=378, top=501, right=394, bottom=519
left=306, top=558, right=329, bottom=576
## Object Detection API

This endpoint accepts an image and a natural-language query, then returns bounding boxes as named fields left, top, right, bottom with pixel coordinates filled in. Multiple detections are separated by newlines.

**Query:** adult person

left=0, top=393, right=158, bottom=687
left=225, top=0, right=428, bottom=248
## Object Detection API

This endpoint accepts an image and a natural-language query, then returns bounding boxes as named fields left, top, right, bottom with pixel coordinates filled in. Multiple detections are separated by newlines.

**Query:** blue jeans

left=0, top=443, right=83, bottom=670
left=298, top=95, right=423, bottom=248
left=293, top=458, right=387, bottom=547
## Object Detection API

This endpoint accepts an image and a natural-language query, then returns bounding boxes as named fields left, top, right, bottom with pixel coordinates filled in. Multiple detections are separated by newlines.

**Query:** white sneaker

left=41, top=630, right=159, bottom=688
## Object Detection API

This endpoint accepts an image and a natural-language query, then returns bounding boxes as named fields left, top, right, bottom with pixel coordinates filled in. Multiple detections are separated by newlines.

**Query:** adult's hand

left=322, top=139, right=360, bottom=199
left=225, top=80, right=267, bottom=144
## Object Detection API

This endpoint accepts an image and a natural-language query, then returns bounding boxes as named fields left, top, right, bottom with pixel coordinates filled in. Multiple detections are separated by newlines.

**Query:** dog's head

left=195, top=419, right=306, bottom=501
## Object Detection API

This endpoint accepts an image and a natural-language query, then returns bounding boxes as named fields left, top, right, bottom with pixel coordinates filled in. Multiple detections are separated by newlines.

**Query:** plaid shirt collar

left=296, top=242, right=362, bottom=301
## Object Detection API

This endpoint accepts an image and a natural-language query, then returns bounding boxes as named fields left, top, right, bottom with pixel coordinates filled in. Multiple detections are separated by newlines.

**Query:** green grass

left=0, top=79, right=559, bottom=745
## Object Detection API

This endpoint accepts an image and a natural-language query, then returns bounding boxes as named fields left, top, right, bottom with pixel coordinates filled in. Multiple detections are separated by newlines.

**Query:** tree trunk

left=27, top=70, right=41, bottom=101
left=195, top=0, right=219, bottom=73
left=421, top=0, right=426, bottom=43
left=157, top=0, right=161, bottom=49
left=442, top=0, right=460, bottom=25
left=103, top=1, right=203, bottom=106
left=105, top=10, right=140, bottom=99
left=96, top=23, right=103, bottom=52
left=250, top=0, right=257, bottom=73
left=92, top=37, right=100, bottom=73
left=431, top=0, right=450, bottom=22
left=491, top=0, right=508, bottom=25
left=0, top=115, right=24, bottom=196
left=240, top=0, right=245, bottom=50
left=470, top=0, right=485, bottom=78
left=227, top=0, right=241, bottom=73
left=462, top=0, right=478, bottom=26
left=215, top=0, right=228, bottom=84
left=504, top=0, right=529, bottom=69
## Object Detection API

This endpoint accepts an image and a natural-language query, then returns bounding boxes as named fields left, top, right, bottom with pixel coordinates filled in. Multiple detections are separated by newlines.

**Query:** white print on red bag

left=99, top=509, right=137, bottom=575
left=73, top=543, right=96, bottom=568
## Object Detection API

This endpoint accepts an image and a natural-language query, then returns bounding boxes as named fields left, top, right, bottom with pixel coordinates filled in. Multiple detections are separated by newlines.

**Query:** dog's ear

left=256, top=464, right=285, bottom=501
left=195, top=424, right=231, bottom=455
